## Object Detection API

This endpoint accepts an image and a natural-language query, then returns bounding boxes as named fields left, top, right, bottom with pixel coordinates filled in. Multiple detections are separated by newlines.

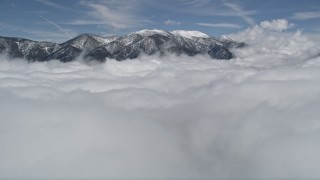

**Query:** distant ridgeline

left=0, top=30, right=246, bottom=62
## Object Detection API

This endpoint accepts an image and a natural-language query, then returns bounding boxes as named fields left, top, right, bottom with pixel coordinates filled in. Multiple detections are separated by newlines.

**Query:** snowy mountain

left=171, top=30, right=210, bottom=39
left=0, top=30, right=246, bottom=62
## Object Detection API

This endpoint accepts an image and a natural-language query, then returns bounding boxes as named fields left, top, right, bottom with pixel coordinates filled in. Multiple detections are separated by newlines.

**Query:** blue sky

left=0, top=0, right=320, bottom=42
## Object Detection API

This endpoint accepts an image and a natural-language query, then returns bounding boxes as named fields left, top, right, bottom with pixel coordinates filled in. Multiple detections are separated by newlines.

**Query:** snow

left=221, top=35, right=231, bottom=40
left=91, top=35, right=119, bottom=45
left=68, top=34, right=118, bottom=48
left=135, top=29, right=170, bottom=36
left=171, top=30, right=210, bottom=39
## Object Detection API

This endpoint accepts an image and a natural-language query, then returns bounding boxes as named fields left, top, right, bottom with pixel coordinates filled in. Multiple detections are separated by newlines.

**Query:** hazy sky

left=0, top=0, right=320, bottom=42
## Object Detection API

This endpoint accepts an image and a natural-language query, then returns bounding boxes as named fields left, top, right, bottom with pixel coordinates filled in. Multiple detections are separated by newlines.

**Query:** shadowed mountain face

left=0, top=30, right=246, bottom=62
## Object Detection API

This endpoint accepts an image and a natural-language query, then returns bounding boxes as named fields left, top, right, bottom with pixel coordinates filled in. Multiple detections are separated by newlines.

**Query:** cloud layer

left=1, top=19, right=320, bottom=179
left=292, top=11, right=320, bottom=20
left=197, top=22, right=241, bottom=29
left=67, top=0, right=146, bottom=31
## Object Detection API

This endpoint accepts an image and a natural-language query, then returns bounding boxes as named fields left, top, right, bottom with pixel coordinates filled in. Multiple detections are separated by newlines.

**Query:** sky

left=0, top=0, right=320, bottom=42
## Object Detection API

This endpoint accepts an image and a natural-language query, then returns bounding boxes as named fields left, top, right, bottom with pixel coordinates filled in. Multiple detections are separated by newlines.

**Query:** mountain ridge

left=0, top=30, right=246, bottom=62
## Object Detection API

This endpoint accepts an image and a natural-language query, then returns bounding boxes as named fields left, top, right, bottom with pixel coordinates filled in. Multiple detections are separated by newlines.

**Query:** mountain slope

left=0, top=30, right=245, bottom=62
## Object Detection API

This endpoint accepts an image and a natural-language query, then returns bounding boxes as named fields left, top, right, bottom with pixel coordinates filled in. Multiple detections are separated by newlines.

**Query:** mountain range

left=0, top=30, right=246, bottom=62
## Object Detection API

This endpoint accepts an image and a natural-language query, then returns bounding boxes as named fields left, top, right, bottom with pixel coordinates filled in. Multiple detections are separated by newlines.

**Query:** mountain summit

left=0, top=30, right=245, bottom=62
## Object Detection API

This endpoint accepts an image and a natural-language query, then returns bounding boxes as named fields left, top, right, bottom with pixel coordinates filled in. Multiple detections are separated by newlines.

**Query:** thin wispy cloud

left=182, top=0, right=212, bottom=7
left=66, top=20, right=105, bottom=26
left=87, top=3, right=139, bottom=29
left=36, top=0, right=72, bottom=11
left=222, top=1, right=255, bottom=25
left=23, top=29, right=75, bottom=42
left=0, top=23, right=29, bottom=35
left=173, top=0, right=256, bottom=27
left=292, top=11, right=320, bottom=20
left=197, top=22, right=241, bottom=28
left=314, top=26, right=320, bottom=32
left=40, top=16, right=73, bottom=38
left=67, top=1, right=148, bottom=31
left=1, top=0, right=319, bottom=42
left=164, top=19, right=182, bottom=26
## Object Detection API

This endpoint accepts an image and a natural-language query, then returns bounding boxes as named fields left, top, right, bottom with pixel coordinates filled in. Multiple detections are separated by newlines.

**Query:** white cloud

left=40, top=16, right=73, bottom=38
left=1, top=19, right=320, bottom=179
left=197, top=22, right=241, bottom=28
left=69, top=1, right=147, bottom=30
left=164, top=19, right=181, bottom=26
left=23, top=29, right=76, bottom=42
left=260, top=19, right=294, bottom=32
left=64, top=20, right=105, bottom=26
left=86, top=3, right=138, bottom=29
left=36, top=0, right=72, bottom=11
left=222, top=1, right=255, bottom=25
left=292, top=11, right=320, bottom=20
left=176, top=0, right=256, bottom=26
left=182, top=0, right=212, bottom=7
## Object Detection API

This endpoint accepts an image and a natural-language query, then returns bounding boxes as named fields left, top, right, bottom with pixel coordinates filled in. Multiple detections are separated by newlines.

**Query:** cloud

left=64, top=20, right=105, bottom=26
left=164, top=19, right=182, bottom=26
left=179, top=0, right=256, bottom=26
left=222, top=1, right=255, bottom=25
left=292, top=11, right=320, bottom=20
left=197, top=22, right=241, bottom=28
left=36, top=0, right=72, bottom=11
left=40, top=16, right=73, bottom=38
left=228, top=19, right=318, bottom=59
left=1, top=19, right=320, bottom=179
left=68, top=1, right=147, bottom=31
left=313, top=26, right=320, bottom=32
left=0, top=22, right=21, bottom=32
left=0, top=21, right=75, bottom=42
left=22, top=29, right=76, bottom=42
left=182, top=0, right=212, bottom=7
left=260, top=19, right=294, bottom=32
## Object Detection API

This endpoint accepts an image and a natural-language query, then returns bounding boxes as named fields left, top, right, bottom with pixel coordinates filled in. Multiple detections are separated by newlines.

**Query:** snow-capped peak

left=92, top=34, right=119, bottom=45
left=171, top=30, right=210, bottom=39
left=221, top=35, right=233, bottom=40
left=135, top=29, right=170, bottom=36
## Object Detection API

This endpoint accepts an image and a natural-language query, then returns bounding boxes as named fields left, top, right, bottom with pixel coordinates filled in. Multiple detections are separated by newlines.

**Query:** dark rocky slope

left=0, top=30, right=246, bottom=62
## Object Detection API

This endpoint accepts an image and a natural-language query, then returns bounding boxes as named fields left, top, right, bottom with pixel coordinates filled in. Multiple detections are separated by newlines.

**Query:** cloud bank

left=1, top=19, right=320, bottom=179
